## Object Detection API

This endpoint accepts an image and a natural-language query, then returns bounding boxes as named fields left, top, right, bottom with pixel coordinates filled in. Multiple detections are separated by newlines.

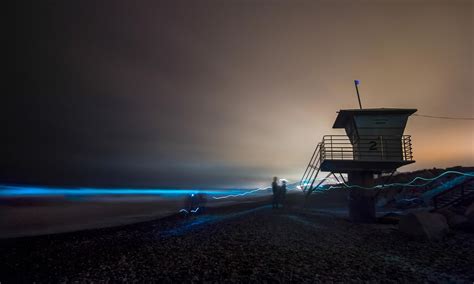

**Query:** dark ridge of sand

left=1, top=197, right=473, bottom=283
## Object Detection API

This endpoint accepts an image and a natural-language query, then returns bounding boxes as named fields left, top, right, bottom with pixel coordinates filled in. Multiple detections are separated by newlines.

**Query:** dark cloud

left=6, top=0, right=473, bottom=188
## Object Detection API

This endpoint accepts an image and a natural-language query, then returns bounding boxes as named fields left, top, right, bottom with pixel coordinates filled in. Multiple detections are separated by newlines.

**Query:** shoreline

left=0, top=194, right=272, bottom=239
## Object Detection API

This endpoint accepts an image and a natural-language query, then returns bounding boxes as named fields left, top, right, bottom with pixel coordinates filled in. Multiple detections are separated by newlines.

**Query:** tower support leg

left=347, top=171, right=376, bottom=223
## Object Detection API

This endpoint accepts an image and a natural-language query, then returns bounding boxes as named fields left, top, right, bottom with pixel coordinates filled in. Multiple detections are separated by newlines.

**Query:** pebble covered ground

left=1, top=203, right=473, bottom=283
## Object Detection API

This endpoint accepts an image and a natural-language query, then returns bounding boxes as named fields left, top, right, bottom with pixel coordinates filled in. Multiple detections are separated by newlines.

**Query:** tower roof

left=332, top=108, right=417, bottom=129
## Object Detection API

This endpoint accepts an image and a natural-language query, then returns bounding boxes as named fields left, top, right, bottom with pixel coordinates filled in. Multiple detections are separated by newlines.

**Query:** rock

left=438, top=208, right=455, bottom=219
left=377, top=212, right=401, bottom=224
left=395, top=197, right=425, bottom=209
left=376, top=197, right=388, bottom=207
left=448, top=214, right=468, bottom=231
left=446, top=214, right=469, bottom=229
left=399, top=211, right=449, bottom=241
left=453, top=219, right=474, bottom=233
left=437, top=209, right=468, bottom=228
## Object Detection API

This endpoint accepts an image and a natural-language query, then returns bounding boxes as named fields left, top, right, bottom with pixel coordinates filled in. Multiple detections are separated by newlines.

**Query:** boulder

left=377, top=212, right=401, bottom=225
left=437, top=208, right=467, bottom=227
left=459, top=202, right=474, bottom=232
left=395, top=198, right=424, bottom=209
left=399, top=211, right=449, bottom=241
left=447, top=214, right=469, bottom=228
left=437, top=208, right=455, bottom=219
left=376, top=197, right=388, bottom=208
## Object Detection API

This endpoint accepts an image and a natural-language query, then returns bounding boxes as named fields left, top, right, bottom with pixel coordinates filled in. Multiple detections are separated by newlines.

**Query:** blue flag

left=354, top=80, right=360, bottom=85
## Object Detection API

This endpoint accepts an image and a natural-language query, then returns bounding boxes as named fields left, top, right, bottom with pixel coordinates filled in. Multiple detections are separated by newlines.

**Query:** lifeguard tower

left=300, top=108, right=416, bottom=222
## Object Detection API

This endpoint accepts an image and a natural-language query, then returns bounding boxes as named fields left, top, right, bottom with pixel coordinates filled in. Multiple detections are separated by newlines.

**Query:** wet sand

left=0, top=196, right=183, bottom=238
left=1, top=195, right=473, bottom=283
left=0, top=194, right=269, bottom=238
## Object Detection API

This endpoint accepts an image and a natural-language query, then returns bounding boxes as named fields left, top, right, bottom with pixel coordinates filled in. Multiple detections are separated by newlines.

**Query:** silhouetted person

left=183, top=193, right=199, bottom=218
left=197, top=193, right=208, bottom=213
left=272, top=176, right=279, bottom=209
left=280, top=180, right=287, bottom=208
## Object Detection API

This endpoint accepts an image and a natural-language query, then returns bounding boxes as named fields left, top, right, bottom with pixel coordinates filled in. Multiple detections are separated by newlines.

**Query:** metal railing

left=320, top=135, right=413, bottom=162
left=432, top=179, right=474, bottom=211
left=300, top=135, right=413, bottom=193
left=299, top=142, right=323, bottom=192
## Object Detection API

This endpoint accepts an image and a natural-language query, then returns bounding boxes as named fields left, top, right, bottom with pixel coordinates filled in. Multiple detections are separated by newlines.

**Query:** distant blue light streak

left=298, top=176, right=340, bottom=190
left=218, top=171, right=473, bottom=198
left=211, top=178, right=303, bottom=200
left=327, top=170, right=474, bottom=191
left=211, top=187, right=270, bottom=199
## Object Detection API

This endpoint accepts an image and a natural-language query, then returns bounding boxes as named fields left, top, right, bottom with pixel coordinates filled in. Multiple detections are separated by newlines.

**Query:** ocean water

left=0, top=184, right=274, bottom=202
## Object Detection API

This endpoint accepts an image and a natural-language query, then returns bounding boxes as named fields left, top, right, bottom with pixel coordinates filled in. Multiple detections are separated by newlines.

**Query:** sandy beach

left=1, top=194, right=473, bottom=283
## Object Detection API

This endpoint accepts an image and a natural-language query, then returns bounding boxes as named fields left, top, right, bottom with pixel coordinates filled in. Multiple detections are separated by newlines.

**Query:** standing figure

left=197, top=193, right=207, bottom=214
left=280, top=180, right=287, bottom=208
left=272, top=176, right=279, bottom=209
left=181, top=194, right=194, bottom=218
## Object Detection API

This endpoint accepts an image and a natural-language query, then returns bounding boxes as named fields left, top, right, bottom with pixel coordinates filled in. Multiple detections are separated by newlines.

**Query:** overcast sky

left=6, top=0, right=473, bottom=188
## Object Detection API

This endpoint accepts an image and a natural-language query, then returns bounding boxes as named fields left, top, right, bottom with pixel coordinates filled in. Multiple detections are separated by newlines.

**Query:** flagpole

left=354, top=80, right=362, bottom=109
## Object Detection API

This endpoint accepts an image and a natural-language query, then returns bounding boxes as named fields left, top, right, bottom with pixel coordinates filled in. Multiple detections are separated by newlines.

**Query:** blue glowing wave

left=2, top=171, right=471, bottom=201
left=0, top=186, right=243, bottom=197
